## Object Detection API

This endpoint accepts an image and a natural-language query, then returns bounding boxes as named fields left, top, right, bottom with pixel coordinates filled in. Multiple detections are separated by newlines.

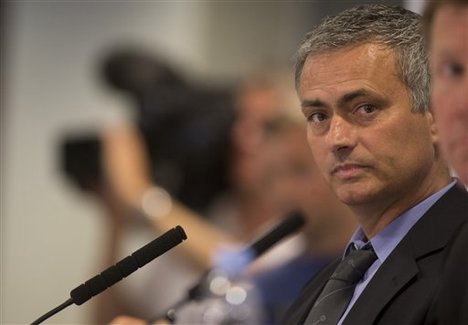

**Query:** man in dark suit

left=284, top=4, right=468, bottom=325
left=423, top=1, right=468, bottom=324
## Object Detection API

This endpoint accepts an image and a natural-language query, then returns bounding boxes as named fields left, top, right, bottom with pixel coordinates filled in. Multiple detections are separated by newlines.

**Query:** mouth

left=331, top=163, right=367, bottom=178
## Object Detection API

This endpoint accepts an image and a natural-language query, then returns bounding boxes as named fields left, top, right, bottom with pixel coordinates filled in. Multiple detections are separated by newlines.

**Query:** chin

left=446, top=147, right=468, bottom=185
left=333, top=183, right=378, bottom=206
left=455, top=162, right=468, bottom=185
left=337, top=195, right=370, bottom=206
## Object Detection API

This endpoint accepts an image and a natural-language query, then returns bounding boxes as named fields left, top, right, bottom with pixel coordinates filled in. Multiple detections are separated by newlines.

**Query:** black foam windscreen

left=249, top=211, right=306, bottom=258
left=70, top=226, right=187, bottom=305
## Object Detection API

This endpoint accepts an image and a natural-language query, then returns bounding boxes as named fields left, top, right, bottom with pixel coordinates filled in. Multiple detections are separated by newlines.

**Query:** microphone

left=153, top=211, right=305, bottom=323
left=190, top=211, right=305, bottom=299
left=248, top=210, right=306, bottom=258
left=31, top=225, right=187, bottom=325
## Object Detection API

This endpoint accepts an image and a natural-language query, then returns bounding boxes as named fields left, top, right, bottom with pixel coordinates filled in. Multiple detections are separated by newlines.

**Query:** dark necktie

left=304, top=245, right=377, bottom=325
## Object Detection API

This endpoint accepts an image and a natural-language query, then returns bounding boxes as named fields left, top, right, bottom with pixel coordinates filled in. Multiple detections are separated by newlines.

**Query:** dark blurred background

left=2, top=0, right=424, bottom=323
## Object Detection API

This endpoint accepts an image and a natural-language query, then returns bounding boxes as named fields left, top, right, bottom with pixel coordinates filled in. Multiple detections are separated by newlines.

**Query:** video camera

left=61, top=48, right=235, bottom=213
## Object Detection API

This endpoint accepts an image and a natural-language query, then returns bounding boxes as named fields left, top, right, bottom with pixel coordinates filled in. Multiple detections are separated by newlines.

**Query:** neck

left=352, top=162, right=451, bottom=239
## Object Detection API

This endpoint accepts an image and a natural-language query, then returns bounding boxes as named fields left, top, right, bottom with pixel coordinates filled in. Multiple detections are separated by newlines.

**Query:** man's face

left=298, top=43, right=437, bottom=207
left=430, top=5, right=468, bottom=184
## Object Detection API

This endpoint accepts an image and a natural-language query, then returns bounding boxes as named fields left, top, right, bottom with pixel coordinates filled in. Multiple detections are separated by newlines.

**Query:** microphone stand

left=147, top=271, right=209, bottom=324
left=31, top=299, right=74, bottom=325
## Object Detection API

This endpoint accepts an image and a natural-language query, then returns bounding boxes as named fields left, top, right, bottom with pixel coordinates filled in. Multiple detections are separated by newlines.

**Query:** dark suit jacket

left=284, top=184, right=468, bottom=325
left=437, top=221, right=468, bottom=325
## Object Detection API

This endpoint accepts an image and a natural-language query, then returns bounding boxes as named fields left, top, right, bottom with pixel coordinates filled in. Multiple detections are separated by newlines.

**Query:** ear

left=425, top=110, right=439, bottom=144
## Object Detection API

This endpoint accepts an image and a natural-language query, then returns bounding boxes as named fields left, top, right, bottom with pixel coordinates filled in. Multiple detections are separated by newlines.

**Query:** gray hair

left=296, top=4, right=430, bottom=113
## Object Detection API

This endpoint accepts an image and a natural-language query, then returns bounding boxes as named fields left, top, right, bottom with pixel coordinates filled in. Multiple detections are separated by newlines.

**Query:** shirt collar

left=345, top=180, right=457, bottom=261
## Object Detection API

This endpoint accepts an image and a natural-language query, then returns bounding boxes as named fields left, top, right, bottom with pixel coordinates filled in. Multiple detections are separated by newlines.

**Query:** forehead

left=298, top=43, right=401, bottom=100
left=431, top=5, right=468, bottom=53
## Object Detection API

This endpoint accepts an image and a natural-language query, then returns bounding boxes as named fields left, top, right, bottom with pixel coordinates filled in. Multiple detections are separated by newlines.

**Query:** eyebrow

left=338, top=89, right=371, bottom=107
left=301, top=89, right=373, bottom=110
left=301, top=99, right=327, bottom=109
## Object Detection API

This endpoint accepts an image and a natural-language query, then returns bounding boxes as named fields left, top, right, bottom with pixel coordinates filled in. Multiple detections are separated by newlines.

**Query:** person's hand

left=110, top=315, right=170, bottom=325
left=109, top=315, right=147, bottom=325
left=101, top=124, right=153, bottom=209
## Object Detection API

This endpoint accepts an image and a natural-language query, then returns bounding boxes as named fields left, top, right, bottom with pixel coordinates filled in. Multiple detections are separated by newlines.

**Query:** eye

left=303, top=108, right=330, bottom=134
left=356, top=104, right=377, bottom=115
left=309, top=111, right=328, bottom=123
left=441, top=62, right=464, bottom=79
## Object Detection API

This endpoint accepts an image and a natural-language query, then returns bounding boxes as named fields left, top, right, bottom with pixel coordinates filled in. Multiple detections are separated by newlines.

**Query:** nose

left=325, top=115, right=356, bottom=159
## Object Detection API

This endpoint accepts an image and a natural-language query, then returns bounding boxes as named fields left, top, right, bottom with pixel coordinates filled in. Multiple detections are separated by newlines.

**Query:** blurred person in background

left=423, top=1, right=468, bottom=324
left=90, top=69, right=312, bottom=322
left=424, top=0, right=468, bottom=185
